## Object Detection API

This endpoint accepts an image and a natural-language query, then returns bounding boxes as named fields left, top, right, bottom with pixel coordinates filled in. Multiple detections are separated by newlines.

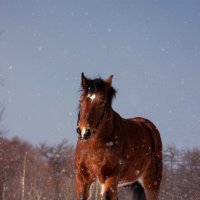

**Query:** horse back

left=130, top=117, right=162, bottom=159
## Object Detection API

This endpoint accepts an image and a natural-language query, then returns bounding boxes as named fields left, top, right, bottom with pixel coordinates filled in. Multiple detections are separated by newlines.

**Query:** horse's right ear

left=81, top=72, right=88, bottom=89
left=105, top=75, right=113, bottom=87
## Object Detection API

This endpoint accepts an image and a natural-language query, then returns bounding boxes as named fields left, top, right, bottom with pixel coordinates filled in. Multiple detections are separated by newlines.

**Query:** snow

left=119, top=159, right=124, bottom=165
left=107, top=28, right=112, bottom=33
left=69, top=112, right=73, bottom=116
left=106, top=141, right=113, bottom=147
left=84, top=12, right=89, bottom=16
left=64, top=50, right=69, bottom=55
left=161, top=47, right=166, bottom=52
left=135, top=170, right=140, bottom=175
left=37, top=46, right=43, bottom=52
left=9, top=66, right=13, bottom=70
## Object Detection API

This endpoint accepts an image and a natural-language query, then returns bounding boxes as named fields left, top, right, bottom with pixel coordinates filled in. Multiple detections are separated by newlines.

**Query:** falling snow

left=9, top=66, right=13, bottom=70
left=84, top=12, right=89, bottom=16
left=37, top=46, right=43, bottom=52
left=106, top=141, right=113, bottom=147
left=0, top=1, right=200, bottom=199
left=161, top=47, right=166, bottom=52
left=107, top=28, right=112, bottom=33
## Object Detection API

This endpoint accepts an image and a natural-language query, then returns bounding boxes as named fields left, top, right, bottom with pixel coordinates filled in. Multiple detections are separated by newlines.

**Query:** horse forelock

left=81, top=77, right=117, bottom=105
left=82, top=77, right=105, bottom=94
left=77, top=76, right=117, bottom=126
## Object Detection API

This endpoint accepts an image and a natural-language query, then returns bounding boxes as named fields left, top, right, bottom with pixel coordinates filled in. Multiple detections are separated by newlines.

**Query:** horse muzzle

left=76, top=127, right=96, bottom=140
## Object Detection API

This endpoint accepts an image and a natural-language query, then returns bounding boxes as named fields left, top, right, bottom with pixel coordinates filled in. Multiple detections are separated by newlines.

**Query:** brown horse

left=75, top=73, right=163, bottom=200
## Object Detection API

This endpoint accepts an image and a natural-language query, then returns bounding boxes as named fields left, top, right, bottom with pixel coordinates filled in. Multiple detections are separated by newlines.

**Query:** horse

left=75, top=73, right=163, bottom=200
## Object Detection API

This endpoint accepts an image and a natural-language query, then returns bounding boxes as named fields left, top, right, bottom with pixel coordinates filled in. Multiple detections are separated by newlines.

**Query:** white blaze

left=87, top=93, right=96, bottom=101
left=81, top=128, right=86, bottom=138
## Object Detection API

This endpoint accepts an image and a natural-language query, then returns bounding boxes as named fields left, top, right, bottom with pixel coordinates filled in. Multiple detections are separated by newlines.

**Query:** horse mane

left=81, top=76, right=117, bottom=105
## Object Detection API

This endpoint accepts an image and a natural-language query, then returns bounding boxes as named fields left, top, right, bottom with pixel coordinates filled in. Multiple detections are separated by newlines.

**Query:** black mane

left=82, top=76, right=117, bottom=105
left=84, top=77, right=105, bottom=94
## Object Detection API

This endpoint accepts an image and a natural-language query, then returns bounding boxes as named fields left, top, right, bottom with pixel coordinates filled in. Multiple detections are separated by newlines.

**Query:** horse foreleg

left=76, top=173, right=92, bottom=200
left=143, top=189, right=159, bottom=200
left=101, top=177, right=118, bottom=200
left=142, top=156, right=162, bottom=200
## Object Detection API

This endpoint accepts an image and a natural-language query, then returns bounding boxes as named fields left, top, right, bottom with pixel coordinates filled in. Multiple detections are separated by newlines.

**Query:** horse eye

left=99, top=101, right=105, bottom=106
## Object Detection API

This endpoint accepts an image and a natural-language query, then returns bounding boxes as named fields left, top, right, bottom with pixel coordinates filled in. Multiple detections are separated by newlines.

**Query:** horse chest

left=81, top=145, right=117, bottom=175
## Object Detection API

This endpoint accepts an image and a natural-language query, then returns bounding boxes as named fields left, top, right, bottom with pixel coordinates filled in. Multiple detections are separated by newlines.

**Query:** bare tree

left=161, top=144, right=180, bottom=199
left=0, top=106, right=5, bottom=136
left=0, top=77, right=6, bottom=198
left=177, top=148, right=200, bottom=200
left=38, top=139, right=75, bottom=199
left=0, top=76, right=5, bottom=135
left=0, top=128, right=199, bottom=200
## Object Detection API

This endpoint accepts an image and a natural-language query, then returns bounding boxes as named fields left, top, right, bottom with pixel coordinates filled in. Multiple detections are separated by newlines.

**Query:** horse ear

left=105, top=75, right=113, bottom=86
left=81, top=72, right=88, bottom=89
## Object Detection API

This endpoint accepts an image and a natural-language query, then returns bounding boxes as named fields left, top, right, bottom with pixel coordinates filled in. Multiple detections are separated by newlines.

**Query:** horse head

left=77, top=73, right=116, bottom=140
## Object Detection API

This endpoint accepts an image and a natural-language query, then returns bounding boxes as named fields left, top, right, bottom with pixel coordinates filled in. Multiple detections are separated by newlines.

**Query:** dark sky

left=0, top=0, right=200, bottom=148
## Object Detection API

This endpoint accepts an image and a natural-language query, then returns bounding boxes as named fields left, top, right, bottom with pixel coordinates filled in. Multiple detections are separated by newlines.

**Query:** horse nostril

left=76, top=127, right=81, bottom=135
left=85, top=129, right=91, bottom=137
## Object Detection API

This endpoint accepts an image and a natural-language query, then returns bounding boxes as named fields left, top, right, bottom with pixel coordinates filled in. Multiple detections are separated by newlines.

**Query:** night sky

left=0, top=0, right=200, bottom=148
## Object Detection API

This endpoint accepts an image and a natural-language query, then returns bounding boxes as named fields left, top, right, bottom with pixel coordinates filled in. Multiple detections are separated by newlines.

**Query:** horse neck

left=97, top=105, right=115, bottom=139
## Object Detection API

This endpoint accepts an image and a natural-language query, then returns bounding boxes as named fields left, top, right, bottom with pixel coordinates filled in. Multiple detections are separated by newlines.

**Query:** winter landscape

left=0, top=1, right=200, bottom=199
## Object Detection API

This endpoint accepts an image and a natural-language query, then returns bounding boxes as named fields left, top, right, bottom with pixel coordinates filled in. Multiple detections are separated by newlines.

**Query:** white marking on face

left=81, top=128, right=86, bottom=138
left=87, top=93, right=96, bottom=101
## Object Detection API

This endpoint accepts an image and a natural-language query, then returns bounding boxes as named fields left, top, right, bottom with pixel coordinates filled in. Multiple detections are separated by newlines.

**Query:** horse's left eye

left=99, top=101, right=105, bottom=106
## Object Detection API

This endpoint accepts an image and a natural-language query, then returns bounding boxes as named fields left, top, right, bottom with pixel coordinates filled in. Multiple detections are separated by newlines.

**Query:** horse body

left=75, top=74, right=162, bottom=200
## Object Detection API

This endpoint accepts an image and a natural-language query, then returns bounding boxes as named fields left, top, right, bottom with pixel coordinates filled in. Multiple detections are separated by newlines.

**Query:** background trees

left=0, top=137, right=75, bottom=200
left=0, top=80, right=199, bottom=199
left=159, top=145, right=200, bottom=200
left=0, top=137, right=199, bottom=200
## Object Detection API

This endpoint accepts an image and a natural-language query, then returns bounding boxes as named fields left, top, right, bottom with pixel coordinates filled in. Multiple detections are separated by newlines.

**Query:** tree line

left=0, top=87, right=199, bottom=199
left=0, top=135, right=199, bottom=200
left=0, top=136, right=75, bottom=200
